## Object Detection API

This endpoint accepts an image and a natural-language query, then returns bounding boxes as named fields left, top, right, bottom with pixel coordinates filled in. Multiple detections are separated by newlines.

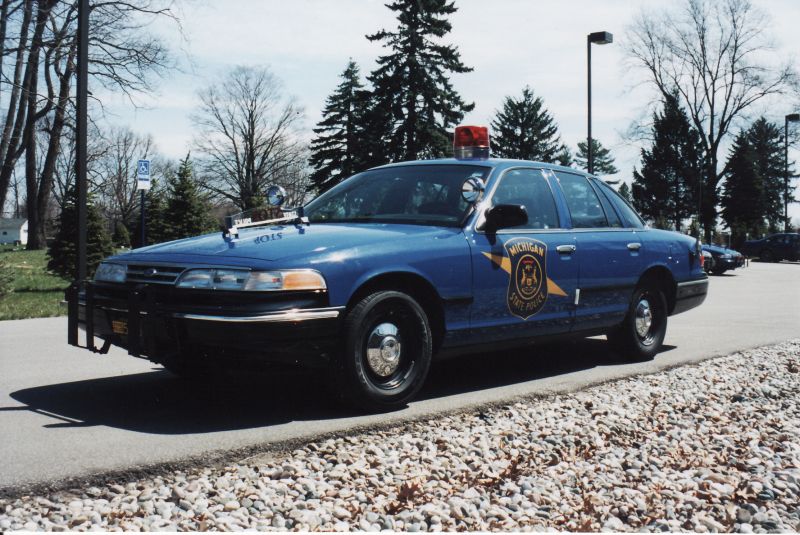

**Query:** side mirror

left=484, top=204, right=528, bottom=232
left=266, top=185, right=287, bottom=207
left=461, top=176, right=485, bottom=203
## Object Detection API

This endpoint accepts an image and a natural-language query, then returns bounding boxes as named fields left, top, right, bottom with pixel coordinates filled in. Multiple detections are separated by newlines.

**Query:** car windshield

left=304, top=164, right=491, bottom=227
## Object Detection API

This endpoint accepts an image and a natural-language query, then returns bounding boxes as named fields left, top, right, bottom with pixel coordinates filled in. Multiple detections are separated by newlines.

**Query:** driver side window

left=491, top=169, right=559, bottom=230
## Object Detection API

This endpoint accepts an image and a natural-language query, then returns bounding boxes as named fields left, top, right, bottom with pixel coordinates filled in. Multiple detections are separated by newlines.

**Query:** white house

left=0, top=218, right=28, bottom=246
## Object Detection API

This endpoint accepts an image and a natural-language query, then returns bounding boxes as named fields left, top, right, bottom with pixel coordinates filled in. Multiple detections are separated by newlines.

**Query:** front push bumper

left=66, top=281, right=343, bottom=367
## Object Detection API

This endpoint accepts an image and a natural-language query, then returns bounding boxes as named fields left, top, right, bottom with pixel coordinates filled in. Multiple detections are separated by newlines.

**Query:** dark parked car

left=701, top=244, right=744, bottom=275
left=741, top=233, right=800, bottom=262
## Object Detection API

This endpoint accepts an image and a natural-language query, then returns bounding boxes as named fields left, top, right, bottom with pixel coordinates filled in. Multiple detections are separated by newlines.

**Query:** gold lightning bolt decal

left=482, top=252, right=568, bottom=297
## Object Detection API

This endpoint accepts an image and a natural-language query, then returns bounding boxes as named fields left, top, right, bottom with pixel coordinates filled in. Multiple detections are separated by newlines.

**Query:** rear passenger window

left=593, top=181, right=622, bottom=227
left=554, top=171, right=608, bottom=228
left=491, top=169, right=559, bottom=230
left=595, top=181, right=645, bottom=229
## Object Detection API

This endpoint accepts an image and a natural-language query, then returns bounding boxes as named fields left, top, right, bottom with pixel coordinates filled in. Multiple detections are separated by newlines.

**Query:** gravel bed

left=2, top=340, right=799, bottom=532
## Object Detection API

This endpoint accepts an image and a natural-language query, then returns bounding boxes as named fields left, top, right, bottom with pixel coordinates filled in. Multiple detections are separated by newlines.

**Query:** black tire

left=711, top=268, right=727, bottom=276
left=333, top=290, right=432, bottom=412
left=608, top=283, right=668, bottom=361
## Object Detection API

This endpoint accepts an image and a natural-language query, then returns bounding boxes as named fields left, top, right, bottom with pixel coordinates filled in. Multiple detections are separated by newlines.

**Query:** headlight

left=175, top=269, right=326, bottom=291
left=721, top=254, right=731, bottom=259
left=244, top=270, right=327, bottom=291
left=94, top=262, right=126, bottom=283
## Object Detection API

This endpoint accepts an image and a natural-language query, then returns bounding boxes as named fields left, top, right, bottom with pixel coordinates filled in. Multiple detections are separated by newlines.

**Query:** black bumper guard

left=67, top=280, right=172, bottom=359
left=66, top=280, right=111, bottom=354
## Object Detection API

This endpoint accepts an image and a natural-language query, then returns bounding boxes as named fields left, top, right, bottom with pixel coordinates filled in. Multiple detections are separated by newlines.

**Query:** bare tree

left=626, top=0, right=798, bottom=240
left=1, top=0, right=178, bottom=249
left=91, top=126, right=157, bottom=229
left=192, top=66, right=307, bottom=211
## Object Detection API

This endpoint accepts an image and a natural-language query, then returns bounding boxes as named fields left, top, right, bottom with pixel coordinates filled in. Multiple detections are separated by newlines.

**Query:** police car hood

left=113, top=223, right=457, bottom=265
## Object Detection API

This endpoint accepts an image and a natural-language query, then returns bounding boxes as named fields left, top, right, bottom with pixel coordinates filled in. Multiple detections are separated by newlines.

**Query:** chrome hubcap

left=366, top=322, right=402, bottom=377
left=634, top=298, right=653, bottom=341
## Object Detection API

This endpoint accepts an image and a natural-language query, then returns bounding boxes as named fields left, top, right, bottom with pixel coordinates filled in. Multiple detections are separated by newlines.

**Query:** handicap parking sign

left=137, top=159, right=151, bottom=190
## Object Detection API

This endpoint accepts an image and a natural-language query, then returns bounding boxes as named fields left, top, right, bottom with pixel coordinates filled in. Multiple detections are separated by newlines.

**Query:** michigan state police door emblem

left=505, top=237, right=548, bottom=320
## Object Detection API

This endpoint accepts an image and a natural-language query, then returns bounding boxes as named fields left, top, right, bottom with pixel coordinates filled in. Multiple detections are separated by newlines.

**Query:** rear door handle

left=556, top=244, right=576, bottom=254
left=627, top=242, right=642, bottom=251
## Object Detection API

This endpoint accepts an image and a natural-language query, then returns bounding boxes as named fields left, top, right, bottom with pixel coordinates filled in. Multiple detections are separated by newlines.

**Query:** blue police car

left=68, top=126, right=708, bottom=410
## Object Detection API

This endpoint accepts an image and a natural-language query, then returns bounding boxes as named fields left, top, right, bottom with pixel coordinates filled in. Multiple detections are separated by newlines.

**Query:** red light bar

left=454, top=125, right=490, bottom=160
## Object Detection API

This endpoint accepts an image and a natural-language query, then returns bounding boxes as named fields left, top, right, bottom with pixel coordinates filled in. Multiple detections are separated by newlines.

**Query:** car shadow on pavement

left=8, top=337, right=674, bottom=434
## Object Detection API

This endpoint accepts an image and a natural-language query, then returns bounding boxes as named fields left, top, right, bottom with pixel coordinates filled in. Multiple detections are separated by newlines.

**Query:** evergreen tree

left=161, top=154, right=217, bottom=242
left=308, top=61, right=372, bottom=194
left=132, top=180, right=168, bottom=247
left=745, top=117, right=792, bottom=232
left=617, top=182, right=633, bottom=203
left=575, top=139, right=619, bottom=175
left=366, top=0, right=474, bottom=162
left=112, top=223, right=131, bottom=248
left=721, top=130, right=765, bottom=246
left=631, top=93, right=703, bottom=231
left=490, top=87, right=568, bottom=163
left=47, top=186, right=113, bottom=280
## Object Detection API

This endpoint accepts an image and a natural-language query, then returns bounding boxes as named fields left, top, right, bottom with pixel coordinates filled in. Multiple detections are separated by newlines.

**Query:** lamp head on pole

left=786, top=113, right=800, bottom=123
left=588, top=31, right=613, bottom=45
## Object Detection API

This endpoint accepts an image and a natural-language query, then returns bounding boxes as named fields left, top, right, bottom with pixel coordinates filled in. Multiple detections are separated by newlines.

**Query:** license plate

left=112, top=320, right=128, bottom=335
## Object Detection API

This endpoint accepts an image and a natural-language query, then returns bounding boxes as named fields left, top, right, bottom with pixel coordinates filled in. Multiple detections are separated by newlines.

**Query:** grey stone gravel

left=1, top=340, right=799, bottom=532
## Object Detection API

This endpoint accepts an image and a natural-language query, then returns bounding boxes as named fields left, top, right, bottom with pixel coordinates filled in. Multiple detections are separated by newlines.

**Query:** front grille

left=126, top=264, right=186, bottom=285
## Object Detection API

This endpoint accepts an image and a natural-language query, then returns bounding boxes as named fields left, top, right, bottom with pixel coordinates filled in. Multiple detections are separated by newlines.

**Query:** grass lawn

left=0, top=245, right=70, bottom=321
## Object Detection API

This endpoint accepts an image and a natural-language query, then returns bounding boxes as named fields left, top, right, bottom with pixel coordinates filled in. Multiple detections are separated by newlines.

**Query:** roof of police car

left=370, top=158, right=592, bottom=175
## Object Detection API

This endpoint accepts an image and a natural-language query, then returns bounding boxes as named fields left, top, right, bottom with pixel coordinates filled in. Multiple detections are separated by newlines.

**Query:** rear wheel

left=608, top=283, right=667, bottom=361
left=333, top=291, right=432, bottom=412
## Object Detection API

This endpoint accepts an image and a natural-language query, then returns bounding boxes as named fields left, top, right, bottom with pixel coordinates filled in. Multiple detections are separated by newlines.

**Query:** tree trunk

left=36, top=44, right=77, bottom=248
left=24, top=0, right=52, bottom=250
left=0, top=0, right=33, bottom=212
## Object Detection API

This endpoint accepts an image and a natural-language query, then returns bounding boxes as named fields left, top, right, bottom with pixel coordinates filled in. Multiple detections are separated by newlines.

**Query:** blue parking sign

left=137, top=159, right=151, bottom=190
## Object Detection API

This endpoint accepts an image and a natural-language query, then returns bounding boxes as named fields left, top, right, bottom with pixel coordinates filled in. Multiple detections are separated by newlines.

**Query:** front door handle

left=627, top=242, right=642, bottom=251
left=556, top=244, right=576, bottom=254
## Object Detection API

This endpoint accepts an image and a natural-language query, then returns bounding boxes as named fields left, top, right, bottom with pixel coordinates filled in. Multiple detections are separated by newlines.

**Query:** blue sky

left=98, top=0, right=800, bottom=222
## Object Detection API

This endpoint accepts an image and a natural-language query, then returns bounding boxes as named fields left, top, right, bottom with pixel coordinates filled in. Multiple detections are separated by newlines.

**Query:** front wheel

left=333, top=291, right=433, bottom=412
left=608, top=284, right=668, bottom=361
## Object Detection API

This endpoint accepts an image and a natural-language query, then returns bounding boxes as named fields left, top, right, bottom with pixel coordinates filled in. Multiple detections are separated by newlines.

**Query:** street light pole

left=785, top=113, right=799, bottom=232
left=587, top=31, right=613, bottom=175
left=76, top=0, right=89, bottom=282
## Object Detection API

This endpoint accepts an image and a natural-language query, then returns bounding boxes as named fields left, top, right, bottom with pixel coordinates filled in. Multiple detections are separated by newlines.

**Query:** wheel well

left=637, top=266, right=677, bottom=314
left=347, top=273, right=446, bottom=353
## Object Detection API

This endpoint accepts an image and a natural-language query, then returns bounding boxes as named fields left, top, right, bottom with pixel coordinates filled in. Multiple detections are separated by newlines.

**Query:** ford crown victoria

left=67, top=126, right=708, bottom=410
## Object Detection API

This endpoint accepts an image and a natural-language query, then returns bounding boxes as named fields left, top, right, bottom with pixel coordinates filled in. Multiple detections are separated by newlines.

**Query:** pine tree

left=631, top=93, right=703, bottom=231
left=366, top=0, right=474, bottom=162
left=745, top=117, right=791, bottom=232
left=161, top=154, right=217, bottom=242
left=308, top=61, right=372, bottom=194
left=721, top=130, right=766, bottom=246
left=575, top=139, right=619, bottom=176
left=617, top=182, right=633, bottom=203
left=490, top=87, right=568, bottom=163
left=132, top=180, right=168, bottom=247
left=112, top=223, right=131, bottom=248
left=47, top=186, right=113, bottom=280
